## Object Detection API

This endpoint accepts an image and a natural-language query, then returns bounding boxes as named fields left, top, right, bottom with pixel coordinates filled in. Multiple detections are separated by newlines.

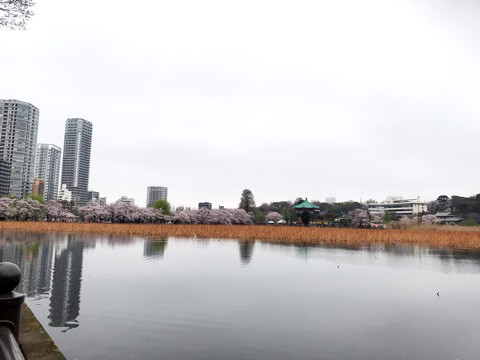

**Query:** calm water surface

left=1, top=232, right=480, bottom=360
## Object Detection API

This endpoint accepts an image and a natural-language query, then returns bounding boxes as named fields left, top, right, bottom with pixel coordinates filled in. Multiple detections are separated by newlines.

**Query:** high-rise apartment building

left=61, top=118, right=93, bottom=206
left=0, top=99, right=39, bottom=198
left=146, top=186, right=168, bottom=207
left=0, top=160, right=11, bottom=197
left=34, top=144, right=61, bottom=201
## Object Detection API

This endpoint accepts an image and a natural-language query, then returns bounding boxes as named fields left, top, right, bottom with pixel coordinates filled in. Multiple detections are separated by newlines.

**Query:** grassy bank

left=0, top=222, right=480, bottom=249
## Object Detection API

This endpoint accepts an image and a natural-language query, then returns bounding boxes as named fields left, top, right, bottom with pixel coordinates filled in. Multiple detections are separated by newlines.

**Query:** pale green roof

left=293, top=200, right=320, bottom=209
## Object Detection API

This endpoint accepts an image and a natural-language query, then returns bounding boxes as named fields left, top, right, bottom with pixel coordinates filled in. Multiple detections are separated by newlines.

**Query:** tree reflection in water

left=238, top=240, right=255, bottom=264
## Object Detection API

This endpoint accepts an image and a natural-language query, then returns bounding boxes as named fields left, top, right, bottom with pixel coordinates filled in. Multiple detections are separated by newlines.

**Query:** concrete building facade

left=198, top=202, right=212, bottom=210
left=34, top=144, right=61, bottom=201
left=61, top=118, right=93, bottom=206
left=32, top=178, right=45, bottom=197
left=117, top=196, right=135, bottom=205
left=0, top=160, right=11, bottom=197
left=367, top=197, right=428, bottom=218
left=58, top=184, right=72, bottom=202
left=146, top=186, right=168, bottom=207
left=88, top=191, right=100, bottom=203
left=0, top=99, right=39, bottom=198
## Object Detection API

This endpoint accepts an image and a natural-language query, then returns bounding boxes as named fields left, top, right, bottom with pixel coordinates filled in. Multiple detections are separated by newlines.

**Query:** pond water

left=1, top=232, right=480, bottom=360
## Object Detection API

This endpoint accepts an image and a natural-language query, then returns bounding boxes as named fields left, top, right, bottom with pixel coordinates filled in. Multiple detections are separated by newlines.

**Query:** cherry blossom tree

left=13, top=198, right=43, bottom=221
left=0, top=0, right=35, bottom=29
left=370, top=212, right=384, bottom=224
left=0, top=197, right=15, bottom=220
left=266, top=211, right=282, bottom=223
left=171, top=208, right=253, bottom=225
left=46, top=201, right=76, bottom=222
left=413, top=214, right=440, bottom=226
left=399, top=215, right=414, bottom=227
left=350, top=209, right=371, bottom=228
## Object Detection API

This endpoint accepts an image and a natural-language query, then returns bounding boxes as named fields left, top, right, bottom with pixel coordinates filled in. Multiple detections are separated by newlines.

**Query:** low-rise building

left=58, top=184, right=72, bottom=202
left=367, top=197, right=428, bottom=218
left=116, top=196, right=135, bottom=205
left=32, top=178, right=45, bottom=197
left=88, top=191, right=100, bottom=203
left=434, top=212, right=463, bottom=224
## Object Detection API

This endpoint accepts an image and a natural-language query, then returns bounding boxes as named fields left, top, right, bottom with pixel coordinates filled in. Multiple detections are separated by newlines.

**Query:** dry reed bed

left=0, top=222, right=479, bottom=249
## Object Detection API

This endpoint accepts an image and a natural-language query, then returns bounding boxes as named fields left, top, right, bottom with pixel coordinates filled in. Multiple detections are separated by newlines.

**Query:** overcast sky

left=1, top=0, right=479, bottom=208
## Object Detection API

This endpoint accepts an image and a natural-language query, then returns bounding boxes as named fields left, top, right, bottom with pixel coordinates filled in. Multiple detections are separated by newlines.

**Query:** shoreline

left=0, top=222, right=479, bottom=250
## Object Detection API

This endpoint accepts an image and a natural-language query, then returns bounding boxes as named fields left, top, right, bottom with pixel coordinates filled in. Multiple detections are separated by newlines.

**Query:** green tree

left=239, top=189, right=255, bottom=213
left=153, top=199, right=171, bottom=215
left=25, top=194, right=45, bottom=204
left=436, top=195, right=450, bottom=211
left=281, top=208, right=296, bottom=224
left=293, top=198, right=305, bottom=206
left=252, top=208, right=265, bottom=224
left=383, top=211, right=392, bottom=224
left=61, top=200, right=78, bottom=215
left=300, top=211, right=310, bottom=226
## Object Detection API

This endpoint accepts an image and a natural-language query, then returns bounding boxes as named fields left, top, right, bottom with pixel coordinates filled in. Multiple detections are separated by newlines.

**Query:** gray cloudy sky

left=1, top=0, right=479, bottom=208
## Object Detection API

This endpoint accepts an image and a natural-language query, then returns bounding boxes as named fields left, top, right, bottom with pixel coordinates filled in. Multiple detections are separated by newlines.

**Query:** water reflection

left=0, top=233, right=89, bottom=331
left=48, top=236, right=84, bottom=331
left=238, top=241, right=255, bottom=264
left=0, top=233, right=55, bottom=297
left=98, top=234, right=136, bottom=248
left=143, top=238, right=168, bottom=260
left=1, top=231, right=480, bottom=349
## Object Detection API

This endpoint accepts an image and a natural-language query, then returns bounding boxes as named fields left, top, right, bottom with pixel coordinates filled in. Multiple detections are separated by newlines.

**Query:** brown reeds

left=0, top=222, right=479, bottom=250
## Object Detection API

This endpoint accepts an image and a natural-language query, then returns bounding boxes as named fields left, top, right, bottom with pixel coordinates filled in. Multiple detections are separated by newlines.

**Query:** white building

left=58, top=184, right=72, bottom=202
left=116, top=196, right=135, bottom=205
left=367, top=197, right=428, bottom=217
left=146, top=186, right=168, bottom=207
left=325, top=197, right=336, bottom=204
left=34, top=144, right=61, bottom=201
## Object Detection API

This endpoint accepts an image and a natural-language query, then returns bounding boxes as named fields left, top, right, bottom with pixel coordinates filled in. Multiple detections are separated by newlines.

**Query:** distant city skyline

left=2, top=0, right=480, bottom=208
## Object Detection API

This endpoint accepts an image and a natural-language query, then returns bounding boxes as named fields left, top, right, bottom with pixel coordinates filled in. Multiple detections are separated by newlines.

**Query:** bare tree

left=0, top=0, right=35, bottom=29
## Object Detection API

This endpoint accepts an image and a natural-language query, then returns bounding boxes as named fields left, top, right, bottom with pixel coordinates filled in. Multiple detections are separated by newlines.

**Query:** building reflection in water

left=143, top=238, right=168, bottom=260
left=48, top=235, right=85, bottom=331
left=238, top=241, right=255, bottom=264
left=0, top=233, right=55, bottom=297
left=0, top=233, right=88, bottom=332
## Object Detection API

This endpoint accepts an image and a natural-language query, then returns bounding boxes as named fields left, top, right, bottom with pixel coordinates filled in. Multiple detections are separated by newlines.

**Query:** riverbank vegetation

left=1, top=222, right=479, bottom=250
